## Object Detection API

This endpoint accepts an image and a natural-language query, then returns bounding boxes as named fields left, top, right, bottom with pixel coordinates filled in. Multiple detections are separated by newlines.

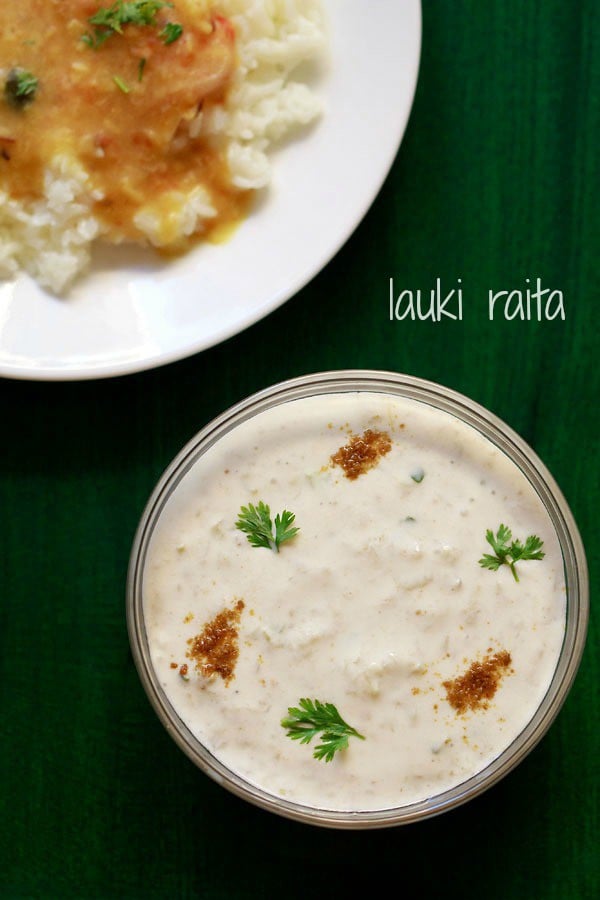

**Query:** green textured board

left=1, top=1, right=598, bottom=898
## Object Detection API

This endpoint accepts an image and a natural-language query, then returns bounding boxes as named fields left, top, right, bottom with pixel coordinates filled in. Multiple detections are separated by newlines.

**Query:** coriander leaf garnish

left=479, top=524, right=545, bottom=582
left=4, top=69, right=39, bottom=108
left=161, top=22, right=183, bottom=44
left=281, top=699, right=365, bottom=763
left=235, top=501, right=299, bottom=552
left=83, top=1, right=181, bottom=49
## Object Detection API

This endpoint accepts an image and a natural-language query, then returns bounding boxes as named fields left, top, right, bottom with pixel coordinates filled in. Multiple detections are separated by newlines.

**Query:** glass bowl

left=127, top=370, right=588, bottom=829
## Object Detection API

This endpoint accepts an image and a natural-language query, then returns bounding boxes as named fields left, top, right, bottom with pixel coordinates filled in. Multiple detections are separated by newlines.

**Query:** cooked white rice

left=0, top=0, right=325, bottom=294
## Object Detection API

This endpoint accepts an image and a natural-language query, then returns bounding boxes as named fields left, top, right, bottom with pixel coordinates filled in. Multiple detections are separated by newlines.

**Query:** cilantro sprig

left=479, top=524, right=545, bottom=582
left=235, top=501, right=299, bottom=553
left=281, top=699, right=365, bottom=763
left=83, top=1, right=183, bottom=49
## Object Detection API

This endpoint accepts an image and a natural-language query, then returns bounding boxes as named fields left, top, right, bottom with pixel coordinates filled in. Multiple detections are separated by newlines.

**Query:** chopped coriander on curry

left=160, top=22, right=184, bottom=44
left=83, top=0, right=183, bottom=49
left=4, top=68, right=39, bottom=108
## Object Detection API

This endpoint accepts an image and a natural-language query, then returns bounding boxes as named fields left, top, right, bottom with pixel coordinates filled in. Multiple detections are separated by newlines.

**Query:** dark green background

left=1, top=1, right=598, bottom=898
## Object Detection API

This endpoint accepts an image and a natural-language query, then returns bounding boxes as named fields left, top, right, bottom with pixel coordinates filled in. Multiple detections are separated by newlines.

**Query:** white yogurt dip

left=142, top=390, right=566, bottom=811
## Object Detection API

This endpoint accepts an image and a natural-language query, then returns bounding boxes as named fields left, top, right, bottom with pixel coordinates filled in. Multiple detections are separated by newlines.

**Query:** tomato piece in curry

left=0, top=0, right=248, bottom=246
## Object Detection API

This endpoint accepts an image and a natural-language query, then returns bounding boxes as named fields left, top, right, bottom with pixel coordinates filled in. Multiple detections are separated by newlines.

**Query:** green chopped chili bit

left=113, top=75, right=131, bottom=93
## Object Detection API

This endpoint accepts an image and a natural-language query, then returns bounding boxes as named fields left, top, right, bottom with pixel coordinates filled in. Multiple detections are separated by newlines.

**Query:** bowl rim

left=126, top=369, right=589, bottom=829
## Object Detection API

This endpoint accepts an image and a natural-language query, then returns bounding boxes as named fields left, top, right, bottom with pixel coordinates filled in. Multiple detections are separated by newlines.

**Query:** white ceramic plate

left=0, top=1, right=421, bottom=381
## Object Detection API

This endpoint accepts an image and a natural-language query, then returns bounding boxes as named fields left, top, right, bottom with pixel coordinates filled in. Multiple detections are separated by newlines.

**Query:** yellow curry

left=0, top=0, right=247, bottom=245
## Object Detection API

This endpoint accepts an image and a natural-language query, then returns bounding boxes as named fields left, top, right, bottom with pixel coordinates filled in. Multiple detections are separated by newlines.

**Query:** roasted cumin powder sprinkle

left=443, top=650, right=512, bottom=714
left=187, top=599, right=245, bottom=684
left=331, top=429, right=392, bottom=480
